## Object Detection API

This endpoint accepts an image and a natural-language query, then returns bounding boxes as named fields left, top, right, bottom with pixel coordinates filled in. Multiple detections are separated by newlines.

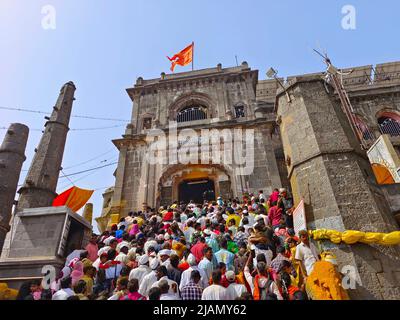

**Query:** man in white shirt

left=295, top=230, right=320, bottom=277
left=138, top=257, right=159, bottom=297
left=144, top=238, right=158, bottom=255
left=52, top=277, right=74, bottom=300
left=179, top=254, right=208, bottom=291
left=159, top=280, right=180, bottom=300
left=129, top=255, right=151, bottom=286
left=115, top=245, right=129, bottom=263
left=198, top=247, right=214, bottom=283
left=158, top=249, right=172, bottom=268
left=201, top=270, right=228, bottom=300
left=183, top=220, right=195, bottom=244
left=225, top=270, right=247, bottom=300
left=151, top=265, right=179, bottom=299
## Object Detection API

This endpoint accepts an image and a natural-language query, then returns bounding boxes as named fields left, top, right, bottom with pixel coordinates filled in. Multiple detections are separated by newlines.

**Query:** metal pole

left=192, top=42, right=194, bottom=71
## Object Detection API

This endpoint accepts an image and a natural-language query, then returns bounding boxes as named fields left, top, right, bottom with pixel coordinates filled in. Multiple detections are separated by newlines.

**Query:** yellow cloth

left=290, top=247, right=301, bottom=288
left=225, top=214, right=241, bottom=228
left=309, top=229, right=400, bottom=246
left=172, top=241, right=186, bottom=259
left=135, top=217, right=144, bottom=228
left=0, top=283, right=18, bottom=300
left=80, top=275, right=94, bottom=296
left=82, top=258, right=93, bottom=269
left=305, top=261, right=350, bottom=300
left=65, top=187, right=94, bottom=212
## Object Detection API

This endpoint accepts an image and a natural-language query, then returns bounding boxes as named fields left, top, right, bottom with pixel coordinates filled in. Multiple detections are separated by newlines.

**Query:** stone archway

left=156, top=164, right=233, bottom=207
left=168, top=92, right=216, bottom=121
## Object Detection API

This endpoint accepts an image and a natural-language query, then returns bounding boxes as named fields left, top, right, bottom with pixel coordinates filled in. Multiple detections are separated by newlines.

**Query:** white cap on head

left=104, top=236, right=116, bottom=246
left=150, top=257, right=160, bottom=270
left=138, top=255, right=149, bottom=265
left=225, top=270, right=236, bottom=282
left=187, top=253, right=197, bottom=266
left=279, top=188, right=287, bottom=193
left=158, top=249, right=171, bottom=257
left=164, top=233, right=171, bottom=240
left=203, top=229, right=211, bottom=236
left=97, top=247, right=109, bottom=257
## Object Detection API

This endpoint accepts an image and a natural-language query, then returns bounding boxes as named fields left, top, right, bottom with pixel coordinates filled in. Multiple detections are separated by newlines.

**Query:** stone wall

left=277, top=77, right=400, bottom=300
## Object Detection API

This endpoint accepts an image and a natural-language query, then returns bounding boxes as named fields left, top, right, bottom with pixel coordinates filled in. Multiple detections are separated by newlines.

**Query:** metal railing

left=379, top=118, right=400, bottom=137
left=177, top=106, right=207, bottom=123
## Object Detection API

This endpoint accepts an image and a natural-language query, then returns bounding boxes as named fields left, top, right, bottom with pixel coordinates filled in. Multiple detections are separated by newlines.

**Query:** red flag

left=167, top=42, right=194, bottom=72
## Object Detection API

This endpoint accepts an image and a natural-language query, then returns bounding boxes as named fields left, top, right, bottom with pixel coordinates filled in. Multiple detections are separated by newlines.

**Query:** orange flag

left=53, top=186, right=94, bottom=212
left=167, top=42, right=194, bottom=72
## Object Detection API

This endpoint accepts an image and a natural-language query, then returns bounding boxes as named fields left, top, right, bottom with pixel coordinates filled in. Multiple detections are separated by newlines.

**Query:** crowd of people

left=16, top=188, right=322, bottom=301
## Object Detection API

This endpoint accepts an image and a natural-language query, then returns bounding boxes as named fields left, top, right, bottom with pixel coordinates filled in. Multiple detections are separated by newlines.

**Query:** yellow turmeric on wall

left=305, top=261, right=350, bottom=300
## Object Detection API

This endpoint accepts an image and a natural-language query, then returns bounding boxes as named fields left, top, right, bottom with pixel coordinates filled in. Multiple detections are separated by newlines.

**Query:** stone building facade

left=100, top=63, right=286, bottom=220
left=276, top=61, right=400, bottom=300
left=97, top=60, right=400, bottom=300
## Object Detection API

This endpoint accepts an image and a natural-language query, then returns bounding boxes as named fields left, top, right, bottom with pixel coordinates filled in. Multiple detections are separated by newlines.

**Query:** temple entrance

left=178, top=179, right=215, bottom=204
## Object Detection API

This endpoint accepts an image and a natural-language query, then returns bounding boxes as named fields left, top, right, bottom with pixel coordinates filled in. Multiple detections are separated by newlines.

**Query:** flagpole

left=192, top=41, right=194, bottom=71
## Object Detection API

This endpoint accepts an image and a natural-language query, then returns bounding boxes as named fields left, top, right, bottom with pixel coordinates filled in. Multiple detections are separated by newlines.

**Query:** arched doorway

left=157, top=164, right=234, bottom=207
left=178, top=179, right=215, bottom=204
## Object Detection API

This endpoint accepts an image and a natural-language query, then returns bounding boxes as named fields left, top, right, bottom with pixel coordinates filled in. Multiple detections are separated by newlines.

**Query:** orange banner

left=53, top=186, right=94, bottom=212
left=167, top=42, right=194, bottom=72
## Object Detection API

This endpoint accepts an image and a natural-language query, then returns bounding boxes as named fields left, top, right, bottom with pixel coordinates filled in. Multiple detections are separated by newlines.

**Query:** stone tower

left=0, top=123, right=29, bottom=253
left=16, top=82, right=76, bottom=211
left=276, top=75, right=400, bottom=299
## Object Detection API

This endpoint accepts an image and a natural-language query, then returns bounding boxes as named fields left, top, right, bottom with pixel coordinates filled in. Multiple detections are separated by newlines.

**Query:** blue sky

left=1, top=0, right=399, bottom=232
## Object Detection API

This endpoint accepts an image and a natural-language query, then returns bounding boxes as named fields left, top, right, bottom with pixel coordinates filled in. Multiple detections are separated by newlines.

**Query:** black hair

left=74, top=280, right=87, bottom=294
left=60, top=276, right=72, bottom=289
left=218, top=262, right=226, bottom=270
left=256, top=253, right=266, bottom=263
left=79, top=250, right=89, bottom=260
left=220, top=238, right=228, bottom=249
left=128, top=278, right=139, bottom=293
left=191, top=270, right=201, bottom=280
left=157, top=265, right=168, bottom=277
left=212, top=270, right=222, bottom=284
left=107, top=249, right=117, bottom=260
left=148, top=287, right=161, bottom=300
left=16, top=281, right=32, bottom=300
left=276, top=246, right=285, bottom=254
left=293, top=290, right=308, bottom=300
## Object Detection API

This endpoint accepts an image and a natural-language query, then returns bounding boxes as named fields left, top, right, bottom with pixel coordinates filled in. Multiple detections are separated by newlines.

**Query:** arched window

left=143, top=117, right=152, bottom=130
left=177, top=105, right=207, bottom=123
left=234, top=105, right=245, bottom=118
left=354, top=116, right=375, bottom=140
left=378, top=113, right=400, bottom=136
